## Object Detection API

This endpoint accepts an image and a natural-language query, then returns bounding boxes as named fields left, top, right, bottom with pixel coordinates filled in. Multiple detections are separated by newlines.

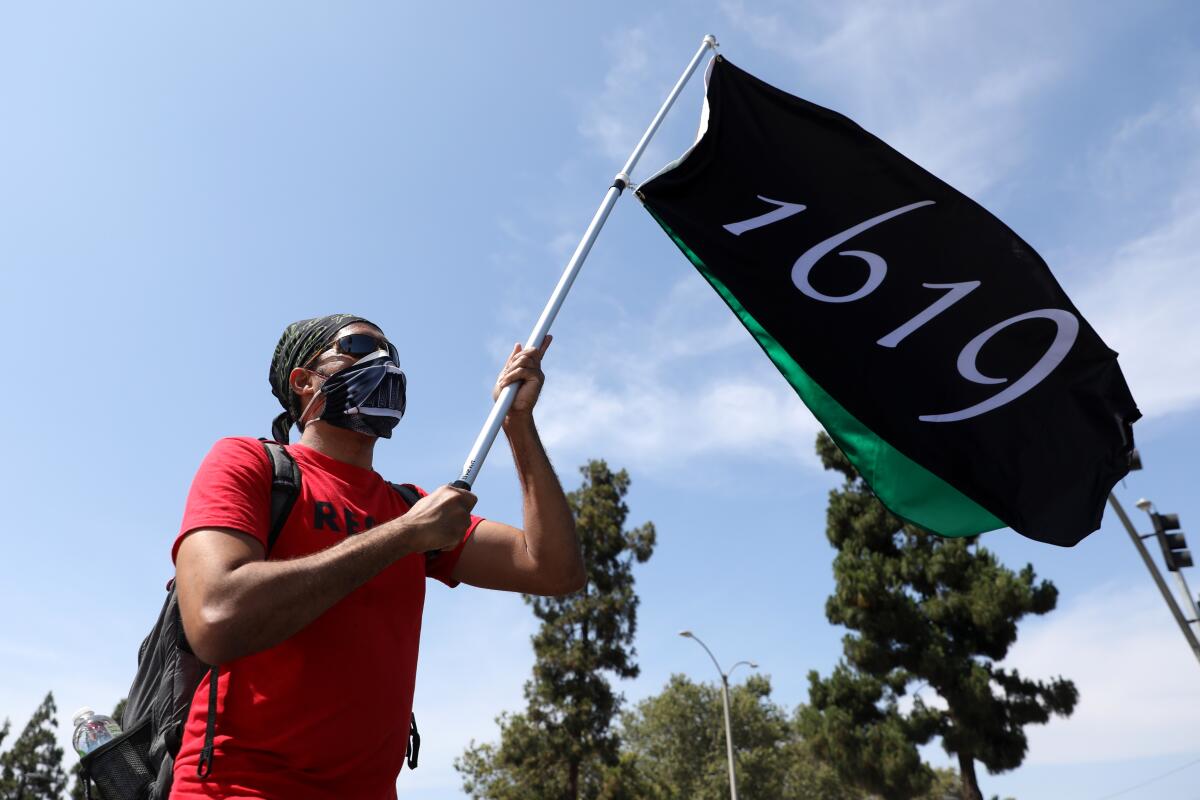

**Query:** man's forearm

left=181, top=483, right=474, bottom=665
left=503, top=413, right=583, bottom=588
left=187, top=518, right=420, bottom=664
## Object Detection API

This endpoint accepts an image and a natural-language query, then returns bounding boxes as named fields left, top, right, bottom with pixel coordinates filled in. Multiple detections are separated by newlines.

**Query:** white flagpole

left=453, top=34, right=719, bottom=489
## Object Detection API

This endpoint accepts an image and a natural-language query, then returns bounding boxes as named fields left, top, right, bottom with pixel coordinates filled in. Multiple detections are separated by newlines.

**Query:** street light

left=679, top=630, right=757, bottom=800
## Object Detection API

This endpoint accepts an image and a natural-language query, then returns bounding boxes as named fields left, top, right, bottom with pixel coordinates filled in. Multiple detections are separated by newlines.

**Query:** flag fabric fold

left=637, top=55, right=1140, bottom=546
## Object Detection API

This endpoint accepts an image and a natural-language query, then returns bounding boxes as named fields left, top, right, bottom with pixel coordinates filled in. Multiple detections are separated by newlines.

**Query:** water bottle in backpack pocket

left=76, top=710, right=154, bottom=800
left=73, top=708, right=123, bottom=756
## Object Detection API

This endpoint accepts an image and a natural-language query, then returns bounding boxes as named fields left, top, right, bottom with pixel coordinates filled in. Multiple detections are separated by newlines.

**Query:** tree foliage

left=0, top=692, right=68, bottom=800
left=799, top=662, right=936, bottom=798
left=457, top=460, right=656, bottom=800
left=621, top=673, right=865, bottom=800
left=799, top=433, right=1077, bottom=800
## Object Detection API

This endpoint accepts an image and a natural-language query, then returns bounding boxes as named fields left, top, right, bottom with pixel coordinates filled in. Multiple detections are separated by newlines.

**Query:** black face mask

left=302, top=349, right=407, bottom=438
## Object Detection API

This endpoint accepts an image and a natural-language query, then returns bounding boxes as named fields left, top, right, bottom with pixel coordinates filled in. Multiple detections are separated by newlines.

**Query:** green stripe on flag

left=646, top=207, right=1005, bottom=538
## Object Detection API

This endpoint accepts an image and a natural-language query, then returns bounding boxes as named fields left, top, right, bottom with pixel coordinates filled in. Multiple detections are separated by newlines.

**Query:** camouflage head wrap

left=268, top=313, right=377, bottom=443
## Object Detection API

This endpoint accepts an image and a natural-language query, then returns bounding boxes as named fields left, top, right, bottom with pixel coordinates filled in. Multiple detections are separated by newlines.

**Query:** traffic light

left=1152, top=512, right=1193, bottom=571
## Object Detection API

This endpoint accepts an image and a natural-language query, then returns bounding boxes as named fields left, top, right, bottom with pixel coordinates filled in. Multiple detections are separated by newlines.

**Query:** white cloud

left=496, top=217, right=535, bottom=248
left=721, top=0, right=1067, bottom=197
left=578, top=27, right=654, bottom=164
left=546, top=229, right=580, bottom=262
left=536, top=277, right=822, bottom=473
left=540, top=369, right=821, bottom=470
left=1094, top=95, right=1200, bottom=194
left=999, top=582, right=1200, bottom=764
left=1074, top=198, right=1200, bottom=419
left=1067, top=93, right=1200, bottom=419
left=574, top=21, right=691, bottom=183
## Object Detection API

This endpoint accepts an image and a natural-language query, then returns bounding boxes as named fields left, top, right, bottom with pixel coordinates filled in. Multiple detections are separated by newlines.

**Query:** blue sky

left=2, top=2, right=1199, bottom=798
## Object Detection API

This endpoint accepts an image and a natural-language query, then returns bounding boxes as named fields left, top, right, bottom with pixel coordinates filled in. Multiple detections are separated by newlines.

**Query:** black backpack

left=80, top=440, right=423, bottom=800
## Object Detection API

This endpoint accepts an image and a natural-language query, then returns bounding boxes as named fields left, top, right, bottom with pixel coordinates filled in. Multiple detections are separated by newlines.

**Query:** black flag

left=638, top=56, right=1140, bottom=546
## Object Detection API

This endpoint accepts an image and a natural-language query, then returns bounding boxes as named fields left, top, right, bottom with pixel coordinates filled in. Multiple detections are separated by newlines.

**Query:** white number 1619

left=723, top=195, right=1078, bottom=423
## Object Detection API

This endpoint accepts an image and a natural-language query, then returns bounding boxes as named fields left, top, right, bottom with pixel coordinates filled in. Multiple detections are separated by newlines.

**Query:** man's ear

left=289, top=367, right=321, bottom=401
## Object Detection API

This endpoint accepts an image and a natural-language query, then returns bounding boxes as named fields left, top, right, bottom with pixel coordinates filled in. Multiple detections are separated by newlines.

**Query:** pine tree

left=457, top=459, right=656, bottom=800
left=0, top=692, right=68, bottom=800
left=621, top=673, right=865, bottom=800
left=799, top=433, right=1077, bottom=800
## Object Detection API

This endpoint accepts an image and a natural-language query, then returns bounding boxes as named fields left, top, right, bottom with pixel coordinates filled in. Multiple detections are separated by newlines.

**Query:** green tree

left=457, top=460, right=656, bottom=800
left=799, top=662, right=937, bottom=798
left=69, top=698, right=127, bottom=800
left=799, top=433, right=1077, bottom=800
left=0, top=692, right=68, bottom=800
left=923, top=768, right=966, bottom=800
left=621, top=673, right=866, bottom=800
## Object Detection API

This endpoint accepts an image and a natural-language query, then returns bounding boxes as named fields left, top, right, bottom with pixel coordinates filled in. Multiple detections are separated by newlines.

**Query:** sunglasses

left=304, top=334, right=399, bottom=368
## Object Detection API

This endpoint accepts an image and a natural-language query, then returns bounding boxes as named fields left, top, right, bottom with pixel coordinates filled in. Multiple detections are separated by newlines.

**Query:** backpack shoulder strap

left=259, top=439, right=301, bottom=556
left=388, top=482, right=422, bottom=509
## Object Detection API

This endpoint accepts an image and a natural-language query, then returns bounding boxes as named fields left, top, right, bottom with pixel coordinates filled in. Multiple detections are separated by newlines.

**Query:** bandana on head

left=268, top=314, right=375, bottom=443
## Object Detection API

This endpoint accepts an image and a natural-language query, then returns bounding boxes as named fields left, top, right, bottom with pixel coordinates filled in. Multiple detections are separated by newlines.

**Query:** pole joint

left=612, top=172, right=631, bottom=191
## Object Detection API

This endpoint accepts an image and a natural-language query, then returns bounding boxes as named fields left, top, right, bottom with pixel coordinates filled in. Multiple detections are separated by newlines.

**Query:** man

left=170, top=314, right=584, bottom=799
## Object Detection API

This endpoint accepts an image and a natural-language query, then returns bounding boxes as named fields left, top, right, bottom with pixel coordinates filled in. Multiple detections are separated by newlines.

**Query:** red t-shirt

left=168, top=437, right=482, bottom=800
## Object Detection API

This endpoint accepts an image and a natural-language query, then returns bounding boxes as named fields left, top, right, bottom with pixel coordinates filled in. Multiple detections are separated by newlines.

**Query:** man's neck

left=296, top=422, right=377, bottom=470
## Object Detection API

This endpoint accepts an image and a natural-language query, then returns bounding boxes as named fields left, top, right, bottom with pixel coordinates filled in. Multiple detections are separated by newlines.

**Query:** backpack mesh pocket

left=80, top=718, right=153, bottom=800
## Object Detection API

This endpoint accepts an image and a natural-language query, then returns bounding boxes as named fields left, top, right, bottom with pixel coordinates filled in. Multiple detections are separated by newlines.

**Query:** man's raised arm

left=450, top=337, right=584, bottom=595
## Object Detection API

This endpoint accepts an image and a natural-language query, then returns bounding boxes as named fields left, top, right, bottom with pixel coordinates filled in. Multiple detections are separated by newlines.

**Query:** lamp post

left=680, top=630, right=757, bottom=800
